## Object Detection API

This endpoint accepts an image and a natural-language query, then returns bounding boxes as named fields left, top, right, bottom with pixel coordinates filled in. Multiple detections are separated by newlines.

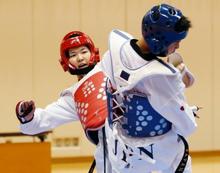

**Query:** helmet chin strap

left=68, top=64, right=96, bottom=75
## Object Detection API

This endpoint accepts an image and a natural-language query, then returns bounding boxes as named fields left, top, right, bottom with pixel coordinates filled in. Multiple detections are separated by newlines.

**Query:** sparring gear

left=107, top=29, right=176, bottom=138
left=108, top=92, right=172, bottom=137
left=74, top=71, right=108, bottom=144
left=107, top=29, right=196, bottom=136
left=142, top=4, right=187, bottom=56
left=16, top=100, right=35, bottom=124
left=59, top=31, right=100, bottom=75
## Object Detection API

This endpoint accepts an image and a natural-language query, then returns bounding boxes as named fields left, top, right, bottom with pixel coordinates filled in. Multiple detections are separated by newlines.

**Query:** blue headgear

left=142, top=4, right=187, bottom=56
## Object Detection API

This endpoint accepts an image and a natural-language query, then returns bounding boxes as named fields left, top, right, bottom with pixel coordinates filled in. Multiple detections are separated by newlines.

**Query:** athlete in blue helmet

left=100, top=3, right=198, bottom=173
left=142, top=4, right=190, bottom=57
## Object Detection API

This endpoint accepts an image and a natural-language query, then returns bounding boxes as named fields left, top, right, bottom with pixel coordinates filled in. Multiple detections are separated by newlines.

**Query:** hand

left=191, top=106, right=202, bottom=118
left=176, top=62, right=186, bottom=73
left=168, top=53, right=195, bottom=88
left=167, top=52, right=183, bottom=67
left=15, top=100, right=35, bottom=124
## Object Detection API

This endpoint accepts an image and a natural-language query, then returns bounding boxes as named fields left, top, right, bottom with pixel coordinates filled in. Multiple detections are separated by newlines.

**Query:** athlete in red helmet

left=16, top=31, right=108, bottom=173
left=59, top=31, right=99, bottom=79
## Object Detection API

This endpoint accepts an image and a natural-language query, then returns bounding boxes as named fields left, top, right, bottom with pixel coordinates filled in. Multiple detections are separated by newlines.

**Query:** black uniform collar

left=68, top=64, right=96, bottom=75
left=130, top=39, right=157, bottom=61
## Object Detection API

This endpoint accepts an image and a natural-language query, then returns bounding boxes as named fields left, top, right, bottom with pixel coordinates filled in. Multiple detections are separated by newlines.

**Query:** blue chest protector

left=107, top=29, right=174, bottom=137
left=122, top=93, right=172, bottom=137
left=107, top=90, right=172, bottom=137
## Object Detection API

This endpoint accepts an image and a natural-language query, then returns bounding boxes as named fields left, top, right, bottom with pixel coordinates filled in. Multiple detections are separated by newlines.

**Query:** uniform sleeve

left=182, top=66, right=195, bottom=88
left=20, top=88, right=79, bottom=135
left=140, top=72, right=197, bottom=137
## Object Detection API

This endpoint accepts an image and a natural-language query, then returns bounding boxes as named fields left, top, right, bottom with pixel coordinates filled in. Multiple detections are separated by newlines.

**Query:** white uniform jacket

left=20, top=64, right=108, bottom=144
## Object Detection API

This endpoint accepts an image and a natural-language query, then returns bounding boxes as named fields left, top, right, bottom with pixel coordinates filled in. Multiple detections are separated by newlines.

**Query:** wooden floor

left=191, top=152, right=220, bottom=173
left=52, top=153, right=220, bottom=173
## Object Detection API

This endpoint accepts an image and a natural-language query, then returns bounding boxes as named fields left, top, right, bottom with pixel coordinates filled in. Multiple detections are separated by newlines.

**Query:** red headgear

left=59, top=31, right=100, bottom=74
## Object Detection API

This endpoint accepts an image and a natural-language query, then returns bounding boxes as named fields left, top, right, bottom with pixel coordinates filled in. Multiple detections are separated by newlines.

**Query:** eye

left=81, top=50, right=89, bottom=54
left=69, top=52, right=77, bottom=58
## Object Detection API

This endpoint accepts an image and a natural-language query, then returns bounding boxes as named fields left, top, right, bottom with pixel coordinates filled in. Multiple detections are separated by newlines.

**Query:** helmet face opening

left=142, top=4, right=187, bottom=56
left=59, top=31, right=100, bottom=75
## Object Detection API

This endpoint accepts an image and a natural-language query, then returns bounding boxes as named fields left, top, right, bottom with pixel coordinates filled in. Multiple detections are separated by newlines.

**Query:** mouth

left=78, top=64, right=88, bottom=69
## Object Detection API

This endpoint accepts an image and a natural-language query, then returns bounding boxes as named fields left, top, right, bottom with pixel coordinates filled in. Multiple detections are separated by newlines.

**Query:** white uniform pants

left=104, top=121, right=192, bottom=173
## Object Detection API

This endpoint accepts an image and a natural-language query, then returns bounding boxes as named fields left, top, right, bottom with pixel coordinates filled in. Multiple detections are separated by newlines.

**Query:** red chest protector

left=74, top=71, right=108, bottom=143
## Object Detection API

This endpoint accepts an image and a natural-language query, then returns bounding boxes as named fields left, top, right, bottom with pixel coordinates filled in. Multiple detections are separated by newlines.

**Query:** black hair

left=175, top=15, right=192, bottom=32
left=68, top=33, right=80, bottom=38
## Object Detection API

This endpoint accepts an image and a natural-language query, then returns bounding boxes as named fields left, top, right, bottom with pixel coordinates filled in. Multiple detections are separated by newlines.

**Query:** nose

left=77, top=53, right=84, bottom=62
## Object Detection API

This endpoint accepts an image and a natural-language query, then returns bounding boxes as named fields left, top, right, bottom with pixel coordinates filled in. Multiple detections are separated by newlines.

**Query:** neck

left=77, top=74, right=84, bottom=81
left=136, top=38, right=150, bottom=53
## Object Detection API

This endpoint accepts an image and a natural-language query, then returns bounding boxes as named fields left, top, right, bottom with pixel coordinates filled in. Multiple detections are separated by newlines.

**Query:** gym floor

left=52, top=152, right=220, bottom=173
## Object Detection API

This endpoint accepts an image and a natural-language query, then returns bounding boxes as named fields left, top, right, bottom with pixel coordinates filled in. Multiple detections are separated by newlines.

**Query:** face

left=68, top=45, right=91, bottom=69
left=167, top=41, right=180, bottom=55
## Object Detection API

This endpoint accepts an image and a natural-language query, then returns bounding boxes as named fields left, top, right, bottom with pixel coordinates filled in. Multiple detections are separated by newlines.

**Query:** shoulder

left=140, top=59, right=177, bottom=79
left=139, top=59, right=183, bottom=87
left=108, top=29, right=133, bottom=49
left=155, top=58, right=177, bottom=74
left=148, top=64, right=184, bottom=91
left=109, top=29, right=133, bottom=40
left=60, top=84, right=77, bottom=97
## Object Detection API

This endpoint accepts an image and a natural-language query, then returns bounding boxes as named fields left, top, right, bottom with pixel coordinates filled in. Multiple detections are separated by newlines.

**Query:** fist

left=167, top=52, right=183, bottom=67
left=15, top=100, right=35, bottom=124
